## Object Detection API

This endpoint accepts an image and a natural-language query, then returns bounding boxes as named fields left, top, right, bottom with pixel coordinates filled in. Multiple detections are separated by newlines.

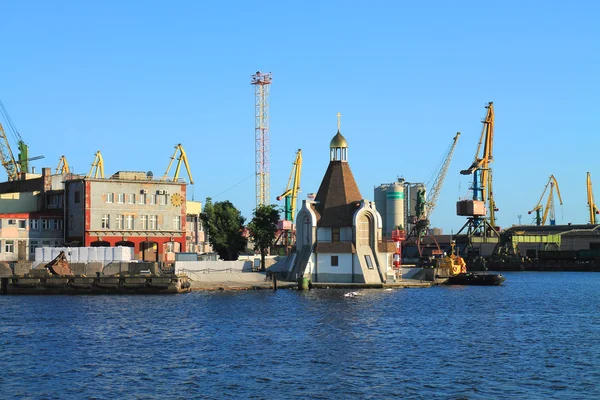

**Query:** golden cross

left=336, top=112, right=341, bottom=131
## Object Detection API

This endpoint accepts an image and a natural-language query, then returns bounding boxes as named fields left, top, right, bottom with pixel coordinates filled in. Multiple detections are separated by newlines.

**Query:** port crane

left=408, top=132, right=460, bottom=256
left=275, top=149, right=302, bottom=252
left=528, top=175, right=563, bottom=226
left=55, top=155, right=70, bottom=174
left=87, top=151, right=104, bottom=179
left=456, top=102, right=499, bottom=238
left=588, top=172, right=599, bottom=224
left=0, top=101, right=44, bottom=180
left=277, top=149, right=302, bottom=223
left=162, top=144, right=194, bottom=184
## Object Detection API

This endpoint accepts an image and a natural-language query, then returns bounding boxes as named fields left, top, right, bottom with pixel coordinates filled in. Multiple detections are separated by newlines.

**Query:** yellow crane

left=588, top=172, right=599, bottom=224
left=55, top=155, right=70, bottom=174
left=277, top=149, right=302, bottom=223
left=87, top=151, right=104, bottom=179
left=162, top=144, right=194, bottom=184
left=456, top=102, right=498, bottom=238
left=528, top=175, right=563, bottom=226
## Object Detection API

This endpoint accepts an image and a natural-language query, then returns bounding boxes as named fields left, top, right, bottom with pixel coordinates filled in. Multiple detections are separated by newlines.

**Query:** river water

left=1, top=272, right=599, bottom=399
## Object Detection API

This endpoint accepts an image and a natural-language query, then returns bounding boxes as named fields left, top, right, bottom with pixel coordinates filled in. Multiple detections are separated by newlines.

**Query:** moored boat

left=446, top=272, right=506, bottom=286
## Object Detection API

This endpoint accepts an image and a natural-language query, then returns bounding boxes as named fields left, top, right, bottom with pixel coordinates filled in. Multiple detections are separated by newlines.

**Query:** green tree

left=248, top=204, right=280, bottom=271
left=200, top=197, right=247, bottom=260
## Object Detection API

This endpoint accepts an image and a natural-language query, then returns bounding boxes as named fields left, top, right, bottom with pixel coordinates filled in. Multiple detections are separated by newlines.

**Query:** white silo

left=385, top=181, right=405, bottom=237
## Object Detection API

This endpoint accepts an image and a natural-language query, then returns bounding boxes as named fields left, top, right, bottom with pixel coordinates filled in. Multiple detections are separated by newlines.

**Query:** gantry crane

left=55, top=155, right=70, bottom=174
left=275, top=149, right=302, bottom=252
left=528, top=175, right=563, bottom=226
left=408, top=132, right=460, bottom=256
left=456, top=102, right=499, bottom=238
left=162, top=144, right=194, bottom=184
left=277, top=149, right=302, bottom=223
left=0, top=101, right=44, bottom=180
left=87, top=151, right=104, bottom=179
left=588, top=172, right=599, bottom=224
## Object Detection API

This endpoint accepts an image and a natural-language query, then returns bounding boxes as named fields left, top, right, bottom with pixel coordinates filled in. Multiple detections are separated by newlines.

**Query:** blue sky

left=1, top=0, right=599, bottom=232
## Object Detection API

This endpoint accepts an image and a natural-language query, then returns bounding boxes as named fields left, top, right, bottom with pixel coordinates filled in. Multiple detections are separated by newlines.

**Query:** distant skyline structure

left=251, top=71, right=272, bottom=207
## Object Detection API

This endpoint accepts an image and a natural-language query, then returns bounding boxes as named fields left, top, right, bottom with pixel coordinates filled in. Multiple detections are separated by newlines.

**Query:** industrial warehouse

left=0, top=72, right=599, bottom=293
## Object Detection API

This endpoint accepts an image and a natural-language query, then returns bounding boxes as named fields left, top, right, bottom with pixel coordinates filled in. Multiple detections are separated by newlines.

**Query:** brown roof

left=314, top=161, right=363, bottom=227
left=315, top=242, right=356, bottom=254
left=378, top=241, right=398, bottom=253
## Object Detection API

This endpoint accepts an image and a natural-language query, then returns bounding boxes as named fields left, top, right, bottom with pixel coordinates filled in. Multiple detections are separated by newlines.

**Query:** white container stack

left=35, top=246, right=136, bottom=265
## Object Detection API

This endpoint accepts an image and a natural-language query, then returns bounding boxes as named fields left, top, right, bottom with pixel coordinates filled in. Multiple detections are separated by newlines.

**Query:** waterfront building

left=288, top=125, right=396, bottom=283
left=0, top=168, right=65, bottom=261
left=64, top=171, right=187, bottom=262
left=185, top=200, right=211, bottom=254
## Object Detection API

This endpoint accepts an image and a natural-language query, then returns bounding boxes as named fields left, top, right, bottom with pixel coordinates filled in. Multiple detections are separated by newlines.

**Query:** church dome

left=329, top=131, right=348, bottom=148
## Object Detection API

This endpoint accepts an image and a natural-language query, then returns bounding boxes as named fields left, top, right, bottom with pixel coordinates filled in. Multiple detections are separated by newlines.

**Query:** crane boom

left=424, top=132, right=460, bottom=219
left=162, top=144, right=194, bottom=184
left=277, top=149, right=302, bottom=222
left=588, top=172, right=599, bottom=224
left=528, top=175, right=563, bottom=226
left=0, top=123, right=19, bottom=180
left=87, top=151, right=104, bottom=179
left=56, top=155, right=70, bottom=174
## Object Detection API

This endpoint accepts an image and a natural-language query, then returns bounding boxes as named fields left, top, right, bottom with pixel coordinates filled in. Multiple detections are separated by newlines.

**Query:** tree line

left=200, top=197, right=280, bottom=270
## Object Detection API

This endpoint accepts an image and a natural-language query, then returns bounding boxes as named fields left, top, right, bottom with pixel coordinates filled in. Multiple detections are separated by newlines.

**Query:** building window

left=8, top=219, right=16, bottom=226
left=115, top=215, right=124, bottom=230
left=30, top=240, right=38, bottom=254
left=332, top=227, right=340, bottom=242
left=140, top=215, right=147, bottom=230
left=365, top=255, right=374, bottom=269
left=5, top=240, right=14, bottom=253
left=117, top=193, right=124, bottom=204
left=74, top=191, right=81, bottom=204
left=159, top=195, right=167, bottom=205
left=138, top=194, right=146, bottom=205
left=53, top=219, right=62, bottom=230
left=125, top=215, right=134, bottom=230
left=331, top=255, right=339, bottom=267
left=18, top=220, right=26, bottom=229
left=166, top=241, right=175, bottom=253
left=30, top=219, right=39, bottom=230
left=107, top=193, right=114, bottom=203
left=69, top=217, right=74, bottom=230
left=101, top=214, right=110, bottom=229
left=127, top=194, right=135, bottom=204
left=42, top=240, right=51, bottom=246
left=42, top=219, right=49, bottom=230
left=149, top=195, right=155, bottom=205
left=149, top=215, right=157, bottom=230
left=173, top=216, right=181, bottom=230
left=48, top=194, right=62, bottom=208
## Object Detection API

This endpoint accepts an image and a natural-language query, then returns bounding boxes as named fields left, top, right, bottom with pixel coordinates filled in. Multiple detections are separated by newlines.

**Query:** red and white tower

left=392, top=228, right=406, bottom=279
left=251, top=71, right=272, bottom=207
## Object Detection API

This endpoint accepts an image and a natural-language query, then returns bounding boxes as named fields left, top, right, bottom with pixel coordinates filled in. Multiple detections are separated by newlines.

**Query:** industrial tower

left=251, top=71, right=272, bottom=207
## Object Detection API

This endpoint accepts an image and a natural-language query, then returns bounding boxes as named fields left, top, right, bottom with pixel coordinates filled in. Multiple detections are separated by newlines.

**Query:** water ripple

left=1, top=272, right=600, bottom=398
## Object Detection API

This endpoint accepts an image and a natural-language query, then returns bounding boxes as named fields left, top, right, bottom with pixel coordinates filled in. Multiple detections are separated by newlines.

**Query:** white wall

left=175, top=260, right=253, bottom=273
left=317, top=226, right=331, bottom=242
left=340, top=227, right=353, bottom=241
left=315, top=253, right=353, bottom=276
